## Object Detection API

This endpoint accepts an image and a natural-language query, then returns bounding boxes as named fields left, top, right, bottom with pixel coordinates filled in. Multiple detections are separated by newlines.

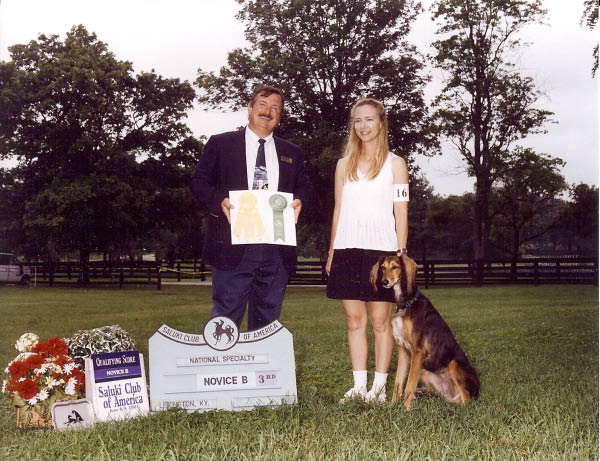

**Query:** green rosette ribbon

left=268, top=194, right=288, bottom=242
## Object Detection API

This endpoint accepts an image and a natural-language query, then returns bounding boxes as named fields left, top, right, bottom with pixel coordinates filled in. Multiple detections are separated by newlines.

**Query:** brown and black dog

left=370, top=254, right=479, bottom=409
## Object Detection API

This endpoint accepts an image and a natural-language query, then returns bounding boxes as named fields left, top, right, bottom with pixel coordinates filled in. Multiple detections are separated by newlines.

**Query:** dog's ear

left=401, top=254, right=418, bottom=295
left=370, top=256, right=385, bottom=293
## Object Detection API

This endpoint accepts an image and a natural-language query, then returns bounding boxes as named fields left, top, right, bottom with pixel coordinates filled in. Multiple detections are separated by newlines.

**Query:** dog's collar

left=395, top=291, right=421, bottom=313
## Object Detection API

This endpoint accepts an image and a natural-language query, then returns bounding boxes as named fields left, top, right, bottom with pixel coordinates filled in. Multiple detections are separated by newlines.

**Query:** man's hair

left=249, top=85, right=284, bottom=112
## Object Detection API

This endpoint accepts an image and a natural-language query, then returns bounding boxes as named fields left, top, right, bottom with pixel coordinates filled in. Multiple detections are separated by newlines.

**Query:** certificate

left=229, top=190, right=296, bottom=246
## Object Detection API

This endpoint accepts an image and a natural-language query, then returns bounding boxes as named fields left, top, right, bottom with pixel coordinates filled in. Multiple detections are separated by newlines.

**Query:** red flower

left=6, top=380, right=17, bottom=392
left=16, top=379, right=38, bottom=400
left=24, top=353, right=44, bottom=371
left=7, top=361, right=29, bottom=380
left=32, top=337, right=68, bottom=359
left=54, top=355, right=68, bottom=368
left=69, top=367, right=86, bottom=392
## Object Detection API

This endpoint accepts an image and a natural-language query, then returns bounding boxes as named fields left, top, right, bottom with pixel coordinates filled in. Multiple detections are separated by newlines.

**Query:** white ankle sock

left=371, top=372, right=388, bottom=391
left=353, top=370, right=368, bottom=389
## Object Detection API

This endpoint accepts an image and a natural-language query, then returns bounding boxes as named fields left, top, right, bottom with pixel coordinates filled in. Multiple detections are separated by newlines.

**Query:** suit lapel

left=274, top=137, right=291, bottom=192
left=230, top=129, right=248, bottom=190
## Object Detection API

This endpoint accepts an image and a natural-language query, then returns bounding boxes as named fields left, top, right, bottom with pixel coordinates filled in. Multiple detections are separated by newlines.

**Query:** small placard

left=229, top=190, right=296, bottom=246
left=149, top=317, right=297, bottom=412
left=85, top=350, right=150, bottom=422
left=52, top=399, right=94, bottom=431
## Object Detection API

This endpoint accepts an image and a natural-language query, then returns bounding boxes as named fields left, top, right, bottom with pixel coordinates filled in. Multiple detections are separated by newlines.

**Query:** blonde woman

left=326, top=98, right=409, bottom=403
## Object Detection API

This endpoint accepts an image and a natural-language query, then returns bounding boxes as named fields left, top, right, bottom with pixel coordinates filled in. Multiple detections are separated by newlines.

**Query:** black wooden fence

left=17, top=257, right=598, bottom=289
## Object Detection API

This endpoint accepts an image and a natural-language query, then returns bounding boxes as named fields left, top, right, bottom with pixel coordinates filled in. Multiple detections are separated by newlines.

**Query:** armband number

left=393, top=184, right=409, bottom=202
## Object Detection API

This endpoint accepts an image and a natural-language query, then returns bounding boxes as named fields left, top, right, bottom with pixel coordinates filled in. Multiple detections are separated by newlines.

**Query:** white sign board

left=149, top=316, right=297, bottom=412
left=229, top=190, right=296, bottom=246
left=85, top=350, right=150, bottom=422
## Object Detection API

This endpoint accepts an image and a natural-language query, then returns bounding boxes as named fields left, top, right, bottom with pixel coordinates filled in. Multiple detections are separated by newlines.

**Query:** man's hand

left=291, top=199, right=302, bottom=224
left=221, top=198, right=234, bottom=224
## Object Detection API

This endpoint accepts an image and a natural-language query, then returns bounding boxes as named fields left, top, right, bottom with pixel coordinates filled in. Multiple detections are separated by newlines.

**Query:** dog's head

left=370, top=254, right=418, bottom=297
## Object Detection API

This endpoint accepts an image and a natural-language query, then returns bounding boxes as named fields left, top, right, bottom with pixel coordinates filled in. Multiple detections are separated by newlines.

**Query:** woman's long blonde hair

left=342, top=98, right=390, bottom=182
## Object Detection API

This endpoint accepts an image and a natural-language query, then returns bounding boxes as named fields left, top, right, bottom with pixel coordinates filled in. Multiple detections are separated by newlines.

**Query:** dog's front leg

left=392, top=347, right=409, bottom=404
left=403, top=349, right=424, bottom=410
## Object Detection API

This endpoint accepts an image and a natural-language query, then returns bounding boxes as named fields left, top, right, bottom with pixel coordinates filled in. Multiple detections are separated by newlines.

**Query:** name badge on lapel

left=280, top=156, right=293, bottom=164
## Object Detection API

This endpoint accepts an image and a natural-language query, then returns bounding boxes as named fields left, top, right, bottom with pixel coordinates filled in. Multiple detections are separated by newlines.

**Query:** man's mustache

left=258, top=112, right=274, bottom=121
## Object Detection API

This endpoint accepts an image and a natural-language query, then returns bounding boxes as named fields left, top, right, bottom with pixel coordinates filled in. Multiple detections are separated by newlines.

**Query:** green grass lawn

left=0, top=284, right=597, bottom=460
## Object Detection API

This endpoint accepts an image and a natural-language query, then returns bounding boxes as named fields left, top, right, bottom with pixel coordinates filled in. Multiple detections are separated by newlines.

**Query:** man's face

left=247, top=92, right=282, bottom=137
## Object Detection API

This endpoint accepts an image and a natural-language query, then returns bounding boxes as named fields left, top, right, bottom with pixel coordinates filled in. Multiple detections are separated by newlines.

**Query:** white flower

left=15, top=333, right=39, bottom=353
left=1, top=380, right=6, bottom=393
left=49, top=363, right=62, bottom=374
left=63, top=362, right=75, bottom=373
left=34, top=363, right=50, bottom=375
left=45, top=376, right=58, bottom=388
left=64, top=379, right=76, bottom=396
left=37, top=389, right=49, bottom=401
left=27, top=396, right=38, bottom=405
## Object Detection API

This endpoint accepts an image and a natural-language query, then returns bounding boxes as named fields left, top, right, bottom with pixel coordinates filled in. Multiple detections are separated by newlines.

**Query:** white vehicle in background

left=0, top=253, right=32, bottom=285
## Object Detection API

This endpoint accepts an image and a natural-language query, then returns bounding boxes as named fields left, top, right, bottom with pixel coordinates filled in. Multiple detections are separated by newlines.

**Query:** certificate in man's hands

left=229, top=190, right=296, bottom=246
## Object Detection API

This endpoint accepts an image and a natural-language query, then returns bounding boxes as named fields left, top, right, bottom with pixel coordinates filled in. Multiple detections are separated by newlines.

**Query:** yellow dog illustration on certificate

left=233, top=191, right=265, bottom=242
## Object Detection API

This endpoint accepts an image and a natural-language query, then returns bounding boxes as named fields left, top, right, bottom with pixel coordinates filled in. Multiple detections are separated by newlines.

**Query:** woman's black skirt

left=326, top=248, right=396, bottom=302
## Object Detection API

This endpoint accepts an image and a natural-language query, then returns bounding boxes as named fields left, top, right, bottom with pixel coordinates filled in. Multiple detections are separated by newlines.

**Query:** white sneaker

left=339, top=387, right=367, bottom=403
left=365, top=387, right=387, bottom=403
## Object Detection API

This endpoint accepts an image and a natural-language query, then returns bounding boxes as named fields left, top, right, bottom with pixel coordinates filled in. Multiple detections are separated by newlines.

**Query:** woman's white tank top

left=333, top=154, right=397, bottom=251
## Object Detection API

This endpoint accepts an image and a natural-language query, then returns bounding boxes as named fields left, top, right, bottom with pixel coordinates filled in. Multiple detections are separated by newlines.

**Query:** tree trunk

left=472, top=177, right=491, bottom=285
left=79, top=247, right=90, bottom=284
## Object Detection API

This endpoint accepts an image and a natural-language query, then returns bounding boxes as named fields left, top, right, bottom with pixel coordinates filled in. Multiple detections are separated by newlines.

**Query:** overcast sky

left=0, top=0, right=597, bottom=196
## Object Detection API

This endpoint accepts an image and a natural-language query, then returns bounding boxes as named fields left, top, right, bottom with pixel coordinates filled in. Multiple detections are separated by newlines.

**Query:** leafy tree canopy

left=430, top=0, right=554, bottom=267
left=196, top=0, right=432, bottom=253
left=0, top=25, right=199, bottom=275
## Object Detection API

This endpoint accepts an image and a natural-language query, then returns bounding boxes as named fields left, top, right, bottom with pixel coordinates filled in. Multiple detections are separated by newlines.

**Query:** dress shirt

left=245, top=127, right=279, bottom=191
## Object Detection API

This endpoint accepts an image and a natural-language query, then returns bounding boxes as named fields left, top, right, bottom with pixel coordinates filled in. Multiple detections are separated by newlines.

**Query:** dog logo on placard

left=65, top=410, right=84, bottom=426
left=203, top=316, right=239, bottom=351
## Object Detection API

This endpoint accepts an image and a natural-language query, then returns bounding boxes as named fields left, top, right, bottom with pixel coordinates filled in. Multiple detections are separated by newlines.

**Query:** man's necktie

left=253, top=139, right=268, bottom=190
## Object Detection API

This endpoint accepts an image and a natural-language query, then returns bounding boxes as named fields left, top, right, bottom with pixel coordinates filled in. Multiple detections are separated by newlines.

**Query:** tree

left=136, top=137, right=205, bottom=264
left=582, top=0, right=599, bottom=77
left=0, top=168, right=18, bottom=252
left=195, top=0, right=431, bottom=255
left=0, top=26, right=197, bottom=281
left=430, top=0, right=553, bottom=280
left=407, top=174, right=435, bottom=261
left=562, top=183, right=599, bottom=256
left=425, top=193, right=474, bottom=259
left=490, top=148, right=566, bottom=261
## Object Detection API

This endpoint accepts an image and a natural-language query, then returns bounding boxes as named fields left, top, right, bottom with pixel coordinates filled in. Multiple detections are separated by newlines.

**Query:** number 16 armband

left=393, top=184, right=409, bottom=202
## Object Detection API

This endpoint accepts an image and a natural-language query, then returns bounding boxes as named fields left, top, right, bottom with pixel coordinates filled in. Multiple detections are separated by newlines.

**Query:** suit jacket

left=190, top=129, right=312, bottom=274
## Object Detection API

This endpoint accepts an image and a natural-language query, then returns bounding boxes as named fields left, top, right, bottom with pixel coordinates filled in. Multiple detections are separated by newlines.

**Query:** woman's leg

left=339, top=299, right=369, bottom=401
left=342, top=299, right=369, bottom=371
left=368, top=301, right=393, bottom=373
left=365, top=301, right=393, bottom=402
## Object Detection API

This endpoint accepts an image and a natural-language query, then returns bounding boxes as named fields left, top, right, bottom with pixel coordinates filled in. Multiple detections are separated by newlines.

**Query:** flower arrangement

left=2, top=333, right=85, bottom=428
left=65, top=325, right=137, bottom=367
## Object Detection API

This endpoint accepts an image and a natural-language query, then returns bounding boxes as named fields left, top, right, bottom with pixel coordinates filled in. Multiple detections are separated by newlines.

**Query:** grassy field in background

left=0, top=284, right=597, bottom=460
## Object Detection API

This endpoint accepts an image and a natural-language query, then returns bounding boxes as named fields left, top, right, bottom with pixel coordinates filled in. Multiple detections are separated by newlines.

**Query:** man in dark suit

left=190, top=85, right=312, bottom=331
